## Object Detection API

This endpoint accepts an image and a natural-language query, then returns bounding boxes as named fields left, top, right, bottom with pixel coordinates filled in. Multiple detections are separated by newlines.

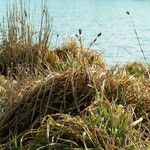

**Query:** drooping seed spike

left=43, top=9, right=46, bottom=13
left=97, top=32, right=102, bottom=37
left=79, top=29, right=82, bottom=35
left=75, top=34, right=78, bottom=38
left=126, top=11, right=130, bottom=15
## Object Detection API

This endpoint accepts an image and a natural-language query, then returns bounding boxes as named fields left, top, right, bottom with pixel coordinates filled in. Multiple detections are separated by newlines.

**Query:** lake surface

left=0, top=0, right=150, bottom=65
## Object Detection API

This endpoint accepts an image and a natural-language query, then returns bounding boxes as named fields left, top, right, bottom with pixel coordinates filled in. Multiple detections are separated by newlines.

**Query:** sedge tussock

left=18, top=103, right=149, bottom=150
left=0, top=67, right=105, bottom=144
left=44, top=38, right=107, bottom=72
left=0, top=3, right=149, bottom=150
left=0, top=3, right=51, bottom=78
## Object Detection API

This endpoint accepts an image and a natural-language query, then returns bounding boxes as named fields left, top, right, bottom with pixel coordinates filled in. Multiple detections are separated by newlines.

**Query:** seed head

left=97, top=32, right=102, bottom=37
left=75, top=34, right=78, bottom=38
left=79, top=29, right=82, bottom=35
left=43, top=9, right=46, bottom=13
left=126, top=11, right=130, bottom=15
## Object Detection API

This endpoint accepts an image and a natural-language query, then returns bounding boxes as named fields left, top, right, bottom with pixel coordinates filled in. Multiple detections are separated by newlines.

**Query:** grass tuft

left=0, top=3, right=149, bottom=150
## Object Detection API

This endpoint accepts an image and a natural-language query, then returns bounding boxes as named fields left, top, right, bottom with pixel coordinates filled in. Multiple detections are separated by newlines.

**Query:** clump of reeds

left=0, top=2, right=51, bottom=78
left=13, top=99, right=149, bottom=150
left=105, top=65, right=150, bottom=117
left=44, top=38, right=107, bottom=73
left=1, top=60, right=149, bottom=149
left=0, top=3, right=149, bottom=150
left=0, top=3, right=106, bottom=79
left=0, top=66, right=106, bottom=144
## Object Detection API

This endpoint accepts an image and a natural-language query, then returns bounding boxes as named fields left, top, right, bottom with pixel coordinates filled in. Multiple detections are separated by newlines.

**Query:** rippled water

left=0, top=0, right=150, bottom=65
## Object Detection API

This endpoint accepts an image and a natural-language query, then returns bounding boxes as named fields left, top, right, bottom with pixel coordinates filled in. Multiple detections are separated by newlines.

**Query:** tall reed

left=0, top=1, right=52, bottom=78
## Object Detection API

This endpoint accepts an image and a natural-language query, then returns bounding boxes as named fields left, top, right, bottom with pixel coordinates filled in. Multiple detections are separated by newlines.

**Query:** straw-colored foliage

left=0, top=67, right=106, bottom=144
left=0, top=3, right=51, bottom=77
left=0, top=3, right=149, bottom=150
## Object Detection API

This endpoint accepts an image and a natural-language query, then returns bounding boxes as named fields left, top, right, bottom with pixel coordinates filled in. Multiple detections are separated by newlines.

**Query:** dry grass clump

left=124, top=62, right=150, bottom=78
left=0, top=67, right=106, bottom=144
left=0, top=61, right=149, bottom=149
left=0, top=3, right=51, bottom=77
left=0, top=41, right=40, bottom=76
left=105, top=66, right=150, bottom=113
left=0, top=3, right=149, bottom=150
left=43, top=38, right=107, bottom=72
left=0, top=3, right=106, bottom=79
left=104, top=66, right=150, bottom=143
left=14, top=101, right=149, bottom=150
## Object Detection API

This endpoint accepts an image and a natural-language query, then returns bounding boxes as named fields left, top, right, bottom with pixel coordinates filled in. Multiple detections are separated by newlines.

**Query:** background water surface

left=0, top=0, right=150, bottom=65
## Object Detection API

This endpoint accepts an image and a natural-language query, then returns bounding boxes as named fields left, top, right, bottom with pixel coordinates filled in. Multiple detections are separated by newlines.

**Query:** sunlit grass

left=0, top=2, right=149, bottom=150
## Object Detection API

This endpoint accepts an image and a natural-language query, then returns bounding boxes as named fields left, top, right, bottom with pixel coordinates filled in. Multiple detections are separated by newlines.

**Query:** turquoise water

left=0, top=0, right=150, bottom=65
